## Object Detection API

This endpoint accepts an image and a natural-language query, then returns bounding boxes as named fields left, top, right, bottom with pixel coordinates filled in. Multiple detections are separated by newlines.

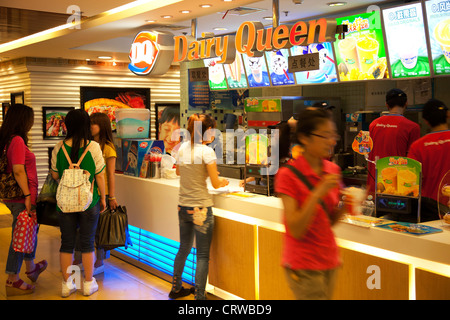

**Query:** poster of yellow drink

left=376, top=156, right=421, bottom=198
left=424, top=0, right=450, bottom=75
left=334, top=11, right=389, bottom=81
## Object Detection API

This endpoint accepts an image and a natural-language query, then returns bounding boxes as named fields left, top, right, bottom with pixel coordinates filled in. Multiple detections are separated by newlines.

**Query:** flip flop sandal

left=5, top=279, right=35, bottom=296
left=26, top=260, right=48, bottom=282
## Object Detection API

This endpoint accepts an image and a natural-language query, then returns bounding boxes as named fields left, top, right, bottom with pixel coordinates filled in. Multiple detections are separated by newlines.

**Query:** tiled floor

left=0, top=213, right=194, bottom=300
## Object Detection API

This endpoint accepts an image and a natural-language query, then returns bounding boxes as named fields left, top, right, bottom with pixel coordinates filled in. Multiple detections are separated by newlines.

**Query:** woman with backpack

left=0, top=104, right=47, bottom=296
left=50, top=109, right=106, bottom=297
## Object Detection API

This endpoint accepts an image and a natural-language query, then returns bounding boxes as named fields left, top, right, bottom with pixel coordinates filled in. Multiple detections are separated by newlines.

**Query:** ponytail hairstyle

left=64, top=109, right=92, bottom=163
left=279, top=108, right=332, bottom=159
left=90, top=112, right=115, bottom=152
left=0, top=104, right=34, bottom=155
left=186, top=113, right=216, bottom=143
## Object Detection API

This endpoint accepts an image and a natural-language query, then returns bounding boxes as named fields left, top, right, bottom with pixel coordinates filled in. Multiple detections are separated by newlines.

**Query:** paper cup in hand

left=342, top=187, right=366, bottom=215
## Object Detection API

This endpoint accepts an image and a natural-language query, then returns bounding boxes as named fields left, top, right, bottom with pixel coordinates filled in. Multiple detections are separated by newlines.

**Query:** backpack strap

left=61, top=142, right=92, bottom=169
left=284, top=164, right=331, bottom=221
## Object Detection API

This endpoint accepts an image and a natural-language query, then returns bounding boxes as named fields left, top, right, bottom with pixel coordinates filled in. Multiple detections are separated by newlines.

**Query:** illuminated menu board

left=204, top=57, right=228, bottom=91
left=265, top=49, right=296, bottom=86
left=242, top=53, right=271, bottom=87
left=335, top=11, right=389, bottom=81
left=383, top=3, right=431, bottom=78
left=223, top=52, right=248, bottom=89
left=425, top=0, right=450, bottom=75
left=290, top=43, right=338, bottom=84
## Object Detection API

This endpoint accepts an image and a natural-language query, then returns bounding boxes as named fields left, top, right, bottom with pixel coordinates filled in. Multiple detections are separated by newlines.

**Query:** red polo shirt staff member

left=408, top=99, right=450, bottom=221
left=367, top=89, right=420, bottom=193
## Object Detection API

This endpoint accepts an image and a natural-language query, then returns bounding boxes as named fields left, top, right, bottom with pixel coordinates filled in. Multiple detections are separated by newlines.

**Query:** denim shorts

left=58, top=203, right=100, bottom=254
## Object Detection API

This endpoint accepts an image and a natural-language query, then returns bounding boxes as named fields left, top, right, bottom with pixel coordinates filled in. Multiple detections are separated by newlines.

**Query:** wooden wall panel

left=416, top=268, right=450, bottom=300
left=209, top=216, right=256, bottom=300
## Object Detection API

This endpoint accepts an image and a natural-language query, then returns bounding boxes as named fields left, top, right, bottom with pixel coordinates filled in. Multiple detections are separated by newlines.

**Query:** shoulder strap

left=61, top=142, right=92, bottom=168
left=284, top=164, right=331, bottom=220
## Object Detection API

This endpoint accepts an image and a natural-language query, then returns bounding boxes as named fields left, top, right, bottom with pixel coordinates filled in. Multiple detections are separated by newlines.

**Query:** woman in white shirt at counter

left=169, top=113, right=229, bottom=300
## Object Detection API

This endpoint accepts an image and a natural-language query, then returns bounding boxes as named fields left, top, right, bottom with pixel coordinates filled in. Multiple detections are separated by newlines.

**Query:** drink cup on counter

left=342, top=187, right=366, bottom=215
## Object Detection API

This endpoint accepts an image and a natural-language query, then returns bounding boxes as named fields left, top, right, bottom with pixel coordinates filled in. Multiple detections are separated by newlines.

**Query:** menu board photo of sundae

left=223, top=52, right=248, bottom=89
left=43, top=107, right=74, bottom=139
left=290, top=42, right=338, bottom=84
left=425, top=0, right=450, bottom=75
left=383, top=3, right=431, bottom=79
left=242, top=54, right=271, bottom=87
left=265, top=49, right=296, bottom=86
left=335, top=11, right=389, bottom=81
left=204, top=57, right=228, bottom=90
left=80, top=86, right=150, bottom=131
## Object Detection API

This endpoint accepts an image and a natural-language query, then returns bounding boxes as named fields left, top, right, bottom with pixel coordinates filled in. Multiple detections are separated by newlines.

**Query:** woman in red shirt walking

left=275, top=108, right=346, bottom=300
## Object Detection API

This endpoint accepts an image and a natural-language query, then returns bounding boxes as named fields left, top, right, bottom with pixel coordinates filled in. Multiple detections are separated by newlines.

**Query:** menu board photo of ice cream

left=265, top=49, right=296, bottom=86
left=383, top=3, right=431, bottom=78
left=204, top=57, right=228, bottom=91
left=242, top=54, right=271, bottom=87
left=290, top=43, right=338, bottom=84
left=335, top=11, right=389, bottom=81
left=223, top=52, right=248, bottom=89
left=425, top=0, right=450, bottom=75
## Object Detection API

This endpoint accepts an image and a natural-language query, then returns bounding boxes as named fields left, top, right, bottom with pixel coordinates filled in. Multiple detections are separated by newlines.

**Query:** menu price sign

left=223, top=52, right=248, bottom=89
left=204, top=57, right=228, bottom=91
left=265, top=49, right=296, bottom=86
left=242, top=54, right=271, bottom=87
left=383, top=3, right=431, bottom=78
left=335, top=11, right=389, bottom=81
left=188, top=67, right=210, bottom=109
left=425, top=0, right=450, bottom=75
left=290, top=43, right=338, bottom=84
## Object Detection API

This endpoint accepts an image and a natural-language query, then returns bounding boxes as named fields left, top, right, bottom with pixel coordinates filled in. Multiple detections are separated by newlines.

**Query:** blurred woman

left=275, top=108, right=346, bottom=300
left=0, top=104, right=47, bottom=296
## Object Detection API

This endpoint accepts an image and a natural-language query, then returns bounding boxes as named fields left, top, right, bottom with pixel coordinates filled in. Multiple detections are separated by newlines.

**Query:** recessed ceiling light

left=214, top=27, right=228, bottom=31
left=263, top=16, right=273, bottom=20
left=161, top=15, right=172, bottom=19
left=146, top=19, right=156, bottom=23
left=179, top=10, right=191, bottom=13
left=98, top=56, right=112, bottom=60
left=199, top=4, right=212, bottom=8
left=85, top=58, right=91, bottom=61
left=327, top=2, right=347, bottom=6
left=222, top=0, right=233, bottom=2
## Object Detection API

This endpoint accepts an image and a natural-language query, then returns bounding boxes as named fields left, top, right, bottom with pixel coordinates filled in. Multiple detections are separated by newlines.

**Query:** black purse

left=36, top=201, right=60, bottom=227
left=96, top=205, right=131, bottom=251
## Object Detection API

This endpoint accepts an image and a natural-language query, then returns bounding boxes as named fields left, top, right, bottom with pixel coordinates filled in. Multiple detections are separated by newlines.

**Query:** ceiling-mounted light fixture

left=161, top=15, right=172, bottom=18
left=98, top=56, right=112, bottom=59
left=146, top=19, right=156, bottom=23
left=327, top=2, right=347, bottom=6
left=263, top=16, right=273, bottom=20
left=214, top=27, right=228, bottom=31
left=180, top=10, right=191, bottom=13
left=199, top=4, right=212, bottom=8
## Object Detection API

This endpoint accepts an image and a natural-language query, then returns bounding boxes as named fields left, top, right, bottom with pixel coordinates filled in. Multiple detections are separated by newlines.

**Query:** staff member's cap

left=386, top=88, right=407, bottom=102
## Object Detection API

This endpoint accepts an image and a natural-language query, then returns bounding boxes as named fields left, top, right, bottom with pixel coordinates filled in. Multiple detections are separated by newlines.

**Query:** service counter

left=114, top=174, right=450, bottom=300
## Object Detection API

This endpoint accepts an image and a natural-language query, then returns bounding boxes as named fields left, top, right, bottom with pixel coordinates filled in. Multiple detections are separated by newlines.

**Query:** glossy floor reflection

left=0, top=214, right=194, bottom=300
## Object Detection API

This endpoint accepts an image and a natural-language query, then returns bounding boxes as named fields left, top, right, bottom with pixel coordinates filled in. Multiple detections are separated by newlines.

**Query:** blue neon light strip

left=115, top=225, right=197, bottom=285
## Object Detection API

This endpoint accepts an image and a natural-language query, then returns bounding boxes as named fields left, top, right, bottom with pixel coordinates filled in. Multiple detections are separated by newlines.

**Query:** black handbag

left=36, top=201, right=60, bottom=227
left=96, top=205, right=130, bottom=251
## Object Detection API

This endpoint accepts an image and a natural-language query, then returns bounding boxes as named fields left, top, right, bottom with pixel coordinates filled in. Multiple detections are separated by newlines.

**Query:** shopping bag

left=96, top=205, right=130, bottom=251
left=36, top=201, right=60, bottom=227
left=37, top=173, right=58, bottom=203
left=12, top=209, right=38, bottom=253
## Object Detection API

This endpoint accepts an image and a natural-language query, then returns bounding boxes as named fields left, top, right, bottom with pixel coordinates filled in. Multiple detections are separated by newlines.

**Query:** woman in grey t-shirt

left=169, top=114, right=228, bottom=300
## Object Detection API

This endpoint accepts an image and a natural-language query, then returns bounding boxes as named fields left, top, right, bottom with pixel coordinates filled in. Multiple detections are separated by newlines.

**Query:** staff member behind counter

left=367, top=89, right=421, bottom=194
left=408, top=99, right=450, bottom=221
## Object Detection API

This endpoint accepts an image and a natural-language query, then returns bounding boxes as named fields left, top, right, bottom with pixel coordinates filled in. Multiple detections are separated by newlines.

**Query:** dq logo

left=128, top=31, right=160, bottom=75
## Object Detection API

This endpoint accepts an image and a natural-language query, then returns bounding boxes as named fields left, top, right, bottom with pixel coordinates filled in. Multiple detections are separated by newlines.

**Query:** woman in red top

left=0, top=104, right=47, bottom=296
left=275, top=108, right=345, bottom=300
